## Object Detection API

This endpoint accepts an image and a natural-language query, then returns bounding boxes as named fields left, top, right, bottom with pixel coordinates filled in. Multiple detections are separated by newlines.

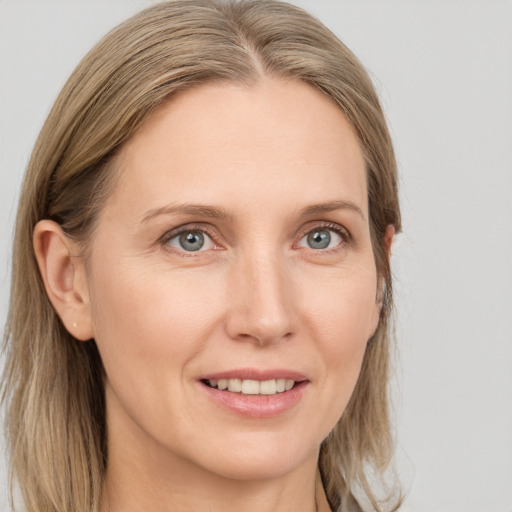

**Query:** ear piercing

left=72, top=321, right=78, bottom=328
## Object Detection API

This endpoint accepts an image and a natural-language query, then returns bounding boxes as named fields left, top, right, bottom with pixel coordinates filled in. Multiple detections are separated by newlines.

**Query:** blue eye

left=167, top=230, right=214, bottom=252
left=299, top=228, right=343, bottom=250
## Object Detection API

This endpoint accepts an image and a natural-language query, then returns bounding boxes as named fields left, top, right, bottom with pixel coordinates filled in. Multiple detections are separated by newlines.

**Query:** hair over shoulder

left=2, top=1, right=401, bottom=511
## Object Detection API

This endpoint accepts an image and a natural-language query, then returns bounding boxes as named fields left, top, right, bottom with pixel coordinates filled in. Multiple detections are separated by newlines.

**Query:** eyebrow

left=141, top=199, right=365, bottom=224
left=141, top=203, right=232, bottom=223
left=299, top=200, right=365, bottom=221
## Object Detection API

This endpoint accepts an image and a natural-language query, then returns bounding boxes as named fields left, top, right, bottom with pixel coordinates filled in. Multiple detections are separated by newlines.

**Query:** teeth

left=260, top=380, right=277, bottom=395
left=207, top=378, right=297, bottom=394
left=241, top=379, right=260, bottom=394
left=227, top=379, right=242, bottom=392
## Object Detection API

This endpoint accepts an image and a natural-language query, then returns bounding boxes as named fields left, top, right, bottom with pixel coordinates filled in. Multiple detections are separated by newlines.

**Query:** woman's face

left=83, top=78, right=381, bottom=482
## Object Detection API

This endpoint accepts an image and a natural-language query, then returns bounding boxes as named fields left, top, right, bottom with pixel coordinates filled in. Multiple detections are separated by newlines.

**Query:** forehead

left=107, top=78, right=368, bottom=222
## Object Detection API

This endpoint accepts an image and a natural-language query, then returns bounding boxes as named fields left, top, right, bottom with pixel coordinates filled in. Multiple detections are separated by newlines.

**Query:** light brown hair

left=2, top=1, right=401, bottom=511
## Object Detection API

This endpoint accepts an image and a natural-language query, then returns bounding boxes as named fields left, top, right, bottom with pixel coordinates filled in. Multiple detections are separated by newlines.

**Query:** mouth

left=198, top=370, right=309, bottom=417
left=202, top=378, right=297, bottom=395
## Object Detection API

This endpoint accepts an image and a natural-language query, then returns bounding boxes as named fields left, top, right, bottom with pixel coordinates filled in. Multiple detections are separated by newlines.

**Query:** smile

left=204, top=378, right=296, bottom=395
left=199, top=370, right=309, bottom=418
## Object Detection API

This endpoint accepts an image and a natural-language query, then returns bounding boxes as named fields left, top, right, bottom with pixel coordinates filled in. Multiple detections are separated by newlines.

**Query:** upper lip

left=199, top=368, right=309, bottom=382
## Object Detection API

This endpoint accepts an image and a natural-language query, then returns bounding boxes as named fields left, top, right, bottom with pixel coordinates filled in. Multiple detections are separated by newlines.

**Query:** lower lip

left=199, top=381, right=308, bottom=418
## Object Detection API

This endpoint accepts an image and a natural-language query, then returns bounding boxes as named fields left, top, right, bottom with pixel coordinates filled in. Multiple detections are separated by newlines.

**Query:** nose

left=225, top=249, right=297, bottom=345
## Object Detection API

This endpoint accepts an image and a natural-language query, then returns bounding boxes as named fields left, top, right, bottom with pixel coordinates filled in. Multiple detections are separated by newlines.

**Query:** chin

left=191, top=431, right=320, bottom=482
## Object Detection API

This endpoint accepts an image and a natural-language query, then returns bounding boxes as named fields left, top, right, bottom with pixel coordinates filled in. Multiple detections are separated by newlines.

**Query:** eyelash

left=159, top=224, right=221, bottom=256
left=296, top=222, right=351, bottom=253
left=159, top=222, right=351, bottom=256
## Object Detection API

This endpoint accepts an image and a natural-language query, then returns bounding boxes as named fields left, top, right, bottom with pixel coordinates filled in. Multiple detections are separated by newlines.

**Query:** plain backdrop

left=1, top=1, right=511, bottom=511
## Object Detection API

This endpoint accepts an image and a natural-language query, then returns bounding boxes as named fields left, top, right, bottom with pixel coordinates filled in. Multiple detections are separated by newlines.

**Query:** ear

left=368, top=224, right=396, bottom=338
left=33, top=220, right=94, bottom=341
left=382, top=224, right=395, bottom=259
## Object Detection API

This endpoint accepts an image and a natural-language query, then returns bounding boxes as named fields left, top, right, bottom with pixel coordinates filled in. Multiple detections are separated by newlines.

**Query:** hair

left=2, top=1, right=402, bottom=511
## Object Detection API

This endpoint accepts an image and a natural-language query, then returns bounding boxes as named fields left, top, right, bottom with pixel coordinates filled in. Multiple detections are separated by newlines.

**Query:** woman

left=1, top=1, right=401, bottom=511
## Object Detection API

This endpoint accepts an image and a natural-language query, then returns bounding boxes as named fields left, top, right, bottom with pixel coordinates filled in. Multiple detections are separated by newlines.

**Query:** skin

left=34, top=78, right=392, bottom=512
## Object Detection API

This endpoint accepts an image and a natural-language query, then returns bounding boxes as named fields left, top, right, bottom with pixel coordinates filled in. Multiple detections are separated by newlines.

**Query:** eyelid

left=295, top=221, right=351, bottom=250
left=159, top=223, right=222, bottom=252
left=158, top=220, right=351, bottom=254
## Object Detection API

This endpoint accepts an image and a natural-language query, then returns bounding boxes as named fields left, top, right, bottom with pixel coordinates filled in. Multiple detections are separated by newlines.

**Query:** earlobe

left=383, top=224, right=395, bottom=258
left=33, top=220, right=94, bottom=341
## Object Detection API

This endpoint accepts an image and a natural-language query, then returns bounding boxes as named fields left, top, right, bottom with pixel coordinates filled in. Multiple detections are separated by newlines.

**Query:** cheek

left=87, top=260, right=231, bottom=442
left=299, top=261, right=378, bottom=344
left=298, top=265, right=377, bottom=416
left=88, top=261, right=227, bottom=377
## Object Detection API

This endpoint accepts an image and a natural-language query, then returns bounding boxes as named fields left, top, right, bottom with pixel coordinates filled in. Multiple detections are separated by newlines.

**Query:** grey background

left=1, top=1, right=511, bottom=511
